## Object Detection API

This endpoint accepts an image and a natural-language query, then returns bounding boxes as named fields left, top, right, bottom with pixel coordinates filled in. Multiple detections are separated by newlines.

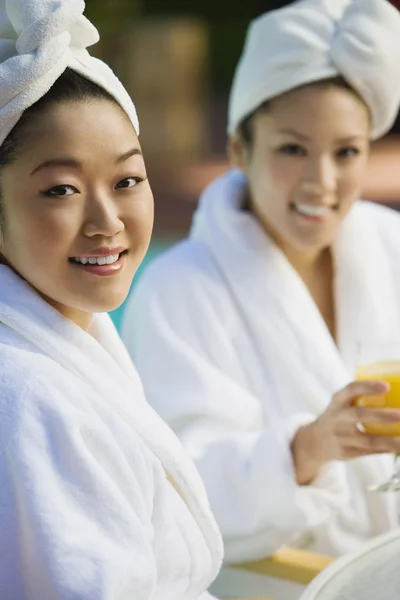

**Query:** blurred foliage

left=85, top=0, right=141, bottom=27
left=139, top=0, right=292, bottom=17
left=83, top=0, right=293, bottom=93
left=208, top=20, right=250, bottom=92
left=133, top=1, right=294, bottom=91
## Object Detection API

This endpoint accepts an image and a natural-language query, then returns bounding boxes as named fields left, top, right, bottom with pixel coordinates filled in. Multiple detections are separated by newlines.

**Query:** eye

left=115, top=176, right=144, bottom=190
left=41, top=184, right=79, bottom=197
left=336, top=147, right=360, bottom=159
left=279, top=144, right=306, bottom=156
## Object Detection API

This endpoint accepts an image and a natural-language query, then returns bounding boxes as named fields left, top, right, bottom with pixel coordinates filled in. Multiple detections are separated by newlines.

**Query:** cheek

left=270, top=160, right=300, bottom=195
left=1, top=196, right=84, bottom=266
left=338, top=162, right=368, bottom=204
left=13, top=205, right=77, bottom=253
left=249, top=157, right=300, bottom=208
left=123, top=191, right=154, bottom=250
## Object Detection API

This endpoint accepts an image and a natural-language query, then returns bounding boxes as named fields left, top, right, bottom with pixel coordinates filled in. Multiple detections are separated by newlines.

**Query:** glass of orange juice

left=356, top=342, right=400, bottom=492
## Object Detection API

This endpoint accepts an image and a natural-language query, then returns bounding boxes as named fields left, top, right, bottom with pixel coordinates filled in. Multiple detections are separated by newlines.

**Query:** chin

left=292, top=228, right=336, bottom=250
left=88, top=296, right=128, bottom=314
left=74, top=287, right=131, bottom=314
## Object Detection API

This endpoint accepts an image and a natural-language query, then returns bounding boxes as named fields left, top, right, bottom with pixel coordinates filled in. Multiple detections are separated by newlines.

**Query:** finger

left=350, top=434, right=400, bottom=454
left=343, top=447, right=391, bottom=460
left=353, top=407, right=400, bottom=425
left=332, top=380, right=389, bottom=408
left=334, top=409, right=400, bottom=438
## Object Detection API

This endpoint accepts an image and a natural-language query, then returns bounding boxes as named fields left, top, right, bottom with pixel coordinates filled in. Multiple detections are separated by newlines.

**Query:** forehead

left=21, top=99, right=139, bottom=164
left=256, top=83, right=370, bottom=137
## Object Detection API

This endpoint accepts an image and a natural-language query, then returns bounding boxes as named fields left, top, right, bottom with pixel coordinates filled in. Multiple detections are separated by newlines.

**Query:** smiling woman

left=0, top=1, right=222, bottom=598
left=122, top=1, right=400, bottom=598
left=0, top=69, right=153, bottom=329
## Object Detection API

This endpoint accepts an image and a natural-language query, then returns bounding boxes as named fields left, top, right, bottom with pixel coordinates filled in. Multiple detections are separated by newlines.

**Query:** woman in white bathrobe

left=122, top=0, right=400, bottom=598
left=0, top=1, right=223, bottom=598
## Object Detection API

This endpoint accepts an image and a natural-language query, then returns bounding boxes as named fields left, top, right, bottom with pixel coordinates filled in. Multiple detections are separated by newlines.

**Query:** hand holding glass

left=356, top=343, right=400, bottom=492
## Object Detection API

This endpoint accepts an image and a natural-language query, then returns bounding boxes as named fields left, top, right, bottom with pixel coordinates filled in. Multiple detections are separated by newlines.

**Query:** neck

left=42, top=295, right=93, bottom=331
left=245, top=196, right=331, bottom=279
left=280, top=242, right=332, bottom=281
left=245, top=196, right=336, bottom=338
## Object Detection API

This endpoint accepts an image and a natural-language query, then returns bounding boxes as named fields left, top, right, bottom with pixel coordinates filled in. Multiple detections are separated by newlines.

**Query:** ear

left=227, top=133, right=249, bottom=173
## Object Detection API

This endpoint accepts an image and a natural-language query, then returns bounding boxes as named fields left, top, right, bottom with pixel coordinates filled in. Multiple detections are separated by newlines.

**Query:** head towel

left=228, top=0, right=400, bottom=139
left=0, top=0, right=139, bottom=146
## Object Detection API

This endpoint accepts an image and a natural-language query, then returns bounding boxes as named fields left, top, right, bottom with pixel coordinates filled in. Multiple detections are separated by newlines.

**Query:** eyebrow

left=277, top=128, right=310, bottom=141
left=116, top=147, right=143, bottom=163
left=276, top=128, right=365, bottom=143
left=30, top=147, right=143, bottom=175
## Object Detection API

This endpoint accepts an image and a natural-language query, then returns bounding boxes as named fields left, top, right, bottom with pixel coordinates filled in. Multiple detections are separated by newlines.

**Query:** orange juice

left=356, top=361, right=400, bottom=435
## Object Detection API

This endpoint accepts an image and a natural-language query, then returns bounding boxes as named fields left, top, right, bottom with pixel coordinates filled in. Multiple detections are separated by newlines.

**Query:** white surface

left=299, top=529, right=400, bottom=599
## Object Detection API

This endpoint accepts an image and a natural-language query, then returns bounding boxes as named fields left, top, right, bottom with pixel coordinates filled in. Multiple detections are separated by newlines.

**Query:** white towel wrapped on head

left=0, top=0, right=139, bottom=146
left=228, top=0, right=400, bottom=139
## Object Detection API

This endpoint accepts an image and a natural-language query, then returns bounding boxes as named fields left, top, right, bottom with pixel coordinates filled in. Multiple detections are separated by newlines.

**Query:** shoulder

left=356, top=199, right=400, bottom=232
left=0, top=335, right=91, bottom=443
left=140, top=239, right=222, bottom=290
left=0, top=336, right=67, bottom=393
left=123, top=239, right=235, bottom=340
left=132, top=239, right=229, bottom=308
left=356, top=200, right=400, bottom=256
left=0, top=329, right=80, bottom=393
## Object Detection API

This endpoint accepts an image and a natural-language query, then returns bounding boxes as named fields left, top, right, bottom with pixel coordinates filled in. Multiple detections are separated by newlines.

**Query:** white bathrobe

left=123, top=169, right=400, bottom=599
left=0, top=264, right=222, bottom=600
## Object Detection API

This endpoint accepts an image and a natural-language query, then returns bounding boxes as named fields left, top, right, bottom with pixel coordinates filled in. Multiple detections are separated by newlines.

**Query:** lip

left=70, top=252, right=127, bottom=277
left=290, top=203, right=337, bottom=223
left=69, top=246, right=127, bottom=259
left=291, top=202, right=337, bottom=210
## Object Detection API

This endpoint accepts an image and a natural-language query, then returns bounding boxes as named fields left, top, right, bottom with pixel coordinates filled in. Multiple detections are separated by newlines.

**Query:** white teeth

left=72, top=253, right=120, bottom=266
left=106, top=254, right=119, bottom=264
left=294, top=203, right=331, bottom=217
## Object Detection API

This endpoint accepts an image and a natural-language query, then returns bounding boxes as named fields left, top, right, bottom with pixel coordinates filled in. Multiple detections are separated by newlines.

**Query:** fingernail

left=375, top=381, right=390, bottom=391
left=388, top=411, right=400, bottom=421
left=388, top=412, right=400, bottom=423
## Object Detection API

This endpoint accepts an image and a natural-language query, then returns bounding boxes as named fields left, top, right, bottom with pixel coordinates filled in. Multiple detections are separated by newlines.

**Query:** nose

left=82, top=191, right=124, bottom=238
left=300, top=156, right=337, bottom=199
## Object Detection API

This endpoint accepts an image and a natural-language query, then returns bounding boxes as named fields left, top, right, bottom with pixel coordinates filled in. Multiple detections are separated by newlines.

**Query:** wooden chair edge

left=233, top=546, right=334, bottom=585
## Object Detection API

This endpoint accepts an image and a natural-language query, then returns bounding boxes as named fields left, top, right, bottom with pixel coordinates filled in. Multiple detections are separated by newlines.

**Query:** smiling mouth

left=291, top=203, right=338, bottom=218
left=68, top=250, right=128, bottom=265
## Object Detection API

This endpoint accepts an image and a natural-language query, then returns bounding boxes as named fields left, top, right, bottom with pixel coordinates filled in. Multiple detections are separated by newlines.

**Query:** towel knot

left=330, top=0, right=400, bottom=139
left=1, top=0, right=98, bottom=57
left=228, top=0, right=400, bottom=139
left=0, top=0, right=139, bottom=145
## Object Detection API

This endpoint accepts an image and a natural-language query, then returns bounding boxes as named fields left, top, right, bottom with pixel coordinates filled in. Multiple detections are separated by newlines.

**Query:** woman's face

left=0, top=99, right=153, bottom=328
left=229, top=83, right=371, bottom=258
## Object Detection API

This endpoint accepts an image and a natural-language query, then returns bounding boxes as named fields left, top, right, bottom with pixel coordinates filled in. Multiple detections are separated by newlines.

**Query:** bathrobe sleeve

left=123, top=244, right=350, bottom=563
left=0, top=360, right=159, bottom=599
